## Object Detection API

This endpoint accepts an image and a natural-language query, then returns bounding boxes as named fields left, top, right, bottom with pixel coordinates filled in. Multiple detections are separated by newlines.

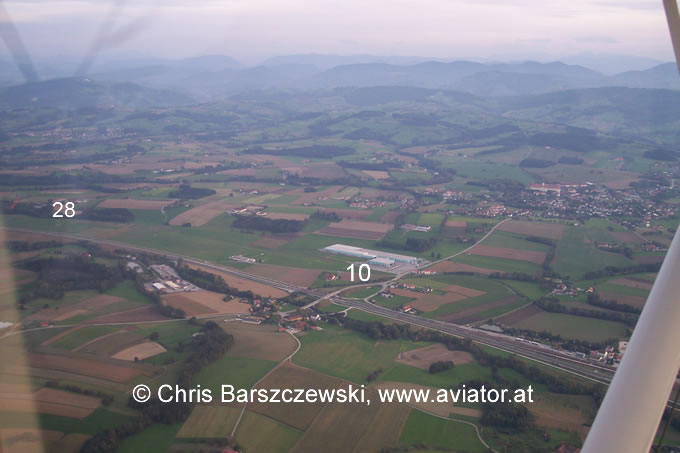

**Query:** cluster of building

left=400, top=224, right=432, bottom=232
left=587, top=342, right=628, bottom=365
left=391, top=282, right=433, bottom=293
left=146, top=264, right=199, bottom=294
left=281, top=312, right=323, bottom=332
left=421, top=174, right=676, bottom=229
left=348, top=199, right=387, bottom=209
left=228, top=205, right=267, bottom=216
left=490, top=181, right=677, bottom=227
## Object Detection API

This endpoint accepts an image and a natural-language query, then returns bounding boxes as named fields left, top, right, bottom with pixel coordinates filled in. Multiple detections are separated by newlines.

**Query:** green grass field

left=380, top=362, right=494, bottom=389
left=293, top=326, right=426, bottom=383
left=553, top=226, right=635, bottom=278
left=193, top=356, right=277, bottom=395
left=133, top=321, right=201, bottom=350
left=0, top=408, right=133, bottom=435
left=480, top=230, right=552, bottom=253
left=500, top=280, right=550, bottom=300
left=506, top=310, right=629, bottom=342
left=117, top=423, right=181, bottom=453
left=345, top=310, right=397, bottom=323
left=399, top=410, right=486, bottom=452
left=49, top=325, right=119, bottom=350
left=343, top=285, right=381, bottom=299
left=452, top=254, right=542, bottom=274
left=235, top=410, right=303, bottom=453
left=105, top=280, right=153, bottom=304
left=317, top=301, right=348, bottom=313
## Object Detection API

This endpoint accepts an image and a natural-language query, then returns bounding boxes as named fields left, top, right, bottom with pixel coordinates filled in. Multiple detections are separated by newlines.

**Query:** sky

left=0, top=0, right=675, bottom=64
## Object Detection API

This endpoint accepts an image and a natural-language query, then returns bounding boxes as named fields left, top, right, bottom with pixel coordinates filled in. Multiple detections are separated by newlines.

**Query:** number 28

left=53, top=201, right=75, bottom=218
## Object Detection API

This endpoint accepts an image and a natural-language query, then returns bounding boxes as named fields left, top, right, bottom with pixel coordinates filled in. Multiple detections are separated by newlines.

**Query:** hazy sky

left=0, top=0, right=675, bottom=63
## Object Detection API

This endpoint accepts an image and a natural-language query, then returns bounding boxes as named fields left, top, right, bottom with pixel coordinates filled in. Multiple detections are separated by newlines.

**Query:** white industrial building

left=369, top=257, right=395, bottom=268
left=322, top=244, right=422, bottom=265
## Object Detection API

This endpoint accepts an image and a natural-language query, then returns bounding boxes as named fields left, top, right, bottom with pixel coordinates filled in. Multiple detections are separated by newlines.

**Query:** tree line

left=168, top=184, right=216, bottom=200
left=5, top=240, right=63, bottom=251
left=583, top=262, right=661, bottom=280
left=534, top=297, right=638, bottom=327
left=233, top=215, right=306, bottom=233
left=586, top=292, right=641, bottom=314
left=377, top=237, right=437, bottom=253
left=80, top=207, right=134, bottom=223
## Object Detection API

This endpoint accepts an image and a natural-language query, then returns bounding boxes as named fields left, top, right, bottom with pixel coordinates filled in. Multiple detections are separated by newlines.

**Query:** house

left=290, top=321, right=306, bottom=330
left=287, top=314, right=304, bottom=323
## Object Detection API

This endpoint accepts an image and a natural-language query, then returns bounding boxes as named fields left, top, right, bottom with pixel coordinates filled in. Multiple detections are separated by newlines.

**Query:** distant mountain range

left=83, top=58, right=679, bottom=100
left=0, top=54, right=677, bottom=109
left=0, top=78, right=195, bottom=110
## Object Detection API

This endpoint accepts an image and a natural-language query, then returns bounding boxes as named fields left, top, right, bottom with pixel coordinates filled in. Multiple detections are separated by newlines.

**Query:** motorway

left=3, top=226, right=618, bottom=386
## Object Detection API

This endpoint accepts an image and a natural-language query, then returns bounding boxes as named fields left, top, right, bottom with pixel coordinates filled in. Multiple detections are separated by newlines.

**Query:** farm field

left=117, top=423, right=182, bottom=453
left=97, top=199, right=176, bottom=210
left=18, top=352, right=155, bottom=383
left=497, top=220, right=565, bottom=240
left=47, top=326, right=120, bottom=350
left=168, top=201, right=239, bottom=226
left=193, top=355, right=278, bottom=395
left=452, top=253, right=543, bottom=274
left=222, top=321, right=298, bottom=361
left=162, top=290, right=251, bottom=316
left=249, top=363, right=341, bottom=431
left=399, top=410, right=486, bottom=452
left=553, top=226, right=635, bottom=277
left=467, top=244, right=546, bottom=264
left=411, top=274, right=522, bottom=322
left=0, top=387, right=101, bottom=418
left=177, top=405, right=242, bottom=438
left=236, top=410, right=303, bottom=453
left=318, top=219, right=393, bottom=240
left=498, top=308, right=629, bottom=342
left=292, top=326, right=427, bottom=384
left=395, top=344, right=474, bottom=369
left=111, top=341, right=166, bottom=361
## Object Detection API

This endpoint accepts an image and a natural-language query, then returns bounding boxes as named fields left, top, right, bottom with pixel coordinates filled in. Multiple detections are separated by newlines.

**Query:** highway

left=3, top=226, right=618, bottom=386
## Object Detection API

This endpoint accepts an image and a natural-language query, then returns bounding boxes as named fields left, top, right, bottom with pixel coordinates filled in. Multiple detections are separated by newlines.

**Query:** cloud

left=0, top=0, right=674, bottom=61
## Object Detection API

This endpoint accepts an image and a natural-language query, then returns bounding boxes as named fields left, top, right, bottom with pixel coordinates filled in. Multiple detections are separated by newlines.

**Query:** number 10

left=347, top=263, right=371, bottom=282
